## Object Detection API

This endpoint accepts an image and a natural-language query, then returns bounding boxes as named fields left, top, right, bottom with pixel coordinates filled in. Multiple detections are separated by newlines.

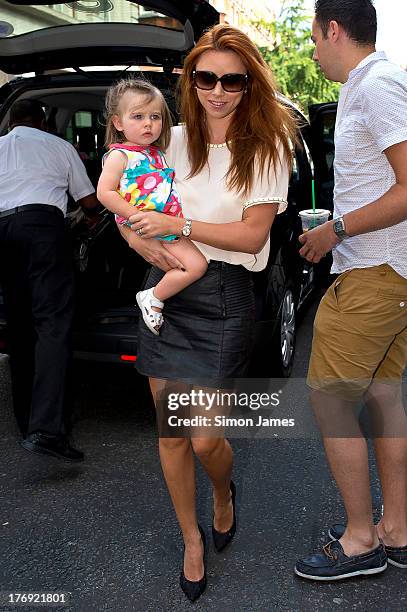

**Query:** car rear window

left=0, top=2, right=183, bottom=36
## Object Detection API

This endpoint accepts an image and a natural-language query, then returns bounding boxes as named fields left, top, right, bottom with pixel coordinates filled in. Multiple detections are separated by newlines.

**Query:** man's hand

left=299, top=221, right=340, bottom=263
left=125, top=228, right=184, bottom=272
left=66, top=206, right=99, bottom=229
left=77, top=193, right=101, bottom=215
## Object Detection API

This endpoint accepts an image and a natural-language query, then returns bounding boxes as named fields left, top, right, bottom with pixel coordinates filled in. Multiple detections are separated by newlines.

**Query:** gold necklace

left=208, top=142, right=228, bottom=148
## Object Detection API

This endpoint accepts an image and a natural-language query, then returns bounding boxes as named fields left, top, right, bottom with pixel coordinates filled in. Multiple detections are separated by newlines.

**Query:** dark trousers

left=0, top=207, right=74, bottom=436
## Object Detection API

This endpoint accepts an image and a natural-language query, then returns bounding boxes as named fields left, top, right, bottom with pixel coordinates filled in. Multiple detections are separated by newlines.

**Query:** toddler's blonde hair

left=104, top=78, right=172, bottom=150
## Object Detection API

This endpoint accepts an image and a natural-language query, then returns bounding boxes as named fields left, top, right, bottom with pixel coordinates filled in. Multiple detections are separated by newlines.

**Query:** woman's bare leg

left=191, top=436, right=234, bottom=533
left=150, top=378, right=204, bottom=581
left=186, top=390, right=234, bottom=532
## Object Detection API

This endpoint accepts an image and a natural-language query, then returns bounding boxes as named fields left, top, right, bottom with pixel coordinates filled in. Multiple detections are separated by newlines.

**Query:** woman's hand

left=118, top=224, right=184, bottom=271
left=129, top=211, right=183, bottom=239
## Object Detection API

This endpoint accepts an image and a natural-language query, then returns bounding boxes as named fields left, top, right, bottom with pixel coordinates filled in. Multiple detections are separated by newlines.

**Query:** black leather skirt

left=135, top=261, right=255, bottom=383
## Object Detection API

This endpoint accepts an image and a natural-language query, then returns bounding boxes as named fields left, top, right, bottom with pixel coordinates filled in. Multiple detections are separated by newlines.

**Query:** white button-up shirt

left=332, top=51, right=407, bottom=279
left=0, top=126, right=94, bottom=215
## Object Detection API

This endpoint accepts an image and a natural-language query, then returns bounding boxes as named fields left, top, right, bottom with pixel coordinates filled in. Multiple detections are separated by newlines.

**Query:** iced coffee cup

left=299, top=209, right=330, bottom=232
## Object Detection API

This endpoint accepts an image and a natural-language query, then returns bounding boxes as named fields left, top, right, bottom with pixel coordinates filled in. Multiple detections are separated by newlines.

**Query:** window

left=65, top=109, right=104, bottom=161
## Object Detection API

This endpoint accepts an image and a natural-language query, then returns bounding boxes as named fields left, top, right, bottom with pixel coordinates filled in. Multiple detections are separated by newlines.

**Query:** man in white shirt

left=0, top=99, right=100, bottom=462
left=295, top=0, right=407, bottom=581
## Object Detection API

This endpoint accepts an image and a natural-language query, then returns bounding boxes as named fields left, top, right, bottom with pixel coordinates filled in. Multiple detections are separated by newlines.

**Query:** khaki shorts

left=307, top=264, right=407, bottom=400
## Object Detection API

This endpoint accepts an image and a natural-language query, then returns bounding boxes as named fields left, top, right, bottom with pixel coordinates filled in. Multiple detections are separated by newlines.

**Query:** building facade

left=209, top=0, right=277, bottom=47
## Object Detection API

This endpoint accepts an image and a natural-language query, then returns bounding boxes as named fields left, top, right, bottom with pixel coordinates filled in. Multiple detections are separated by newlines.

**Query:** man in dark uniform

left=0, top=99, right=100, bottom=461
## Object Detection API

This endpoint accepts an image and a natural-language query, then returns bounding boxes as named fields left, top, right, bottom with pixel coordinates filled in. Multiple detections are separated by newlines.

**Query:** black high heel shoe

left=179, top=524, right=207, bottom=602
left=212, top=480, right=236, bottom=552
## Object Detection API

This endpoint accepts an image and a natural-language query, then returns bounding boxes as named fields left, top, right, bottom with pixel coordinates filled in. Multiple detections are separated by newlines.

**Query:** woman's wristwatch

left=181, top=218, right=192, bottom=237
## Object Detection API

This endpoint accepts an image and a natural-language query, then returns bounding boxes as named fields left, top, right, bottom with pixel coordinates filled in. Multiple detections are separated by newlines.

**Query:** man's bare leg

left=311, top=389, right=379, bottom=556
left=368, top=381, right=407, bottom=547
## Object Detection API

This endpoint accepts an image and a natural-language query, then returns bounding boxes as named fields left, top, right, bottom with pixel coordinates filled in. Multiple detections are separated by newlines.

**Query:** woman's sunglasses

left=192, top=70, right=248, bottom=93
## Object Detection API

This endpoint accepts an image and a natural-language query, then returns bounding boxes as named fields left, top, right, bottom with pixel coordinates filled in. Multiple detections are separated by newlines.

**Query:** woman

left=119, top=24, right=296, bottom=601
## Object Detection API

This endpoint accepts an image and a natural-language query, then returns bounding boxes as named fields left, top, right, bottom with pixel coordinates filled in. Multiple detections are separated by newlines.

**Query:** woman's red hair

left=178, top=24, right=297, bottom=197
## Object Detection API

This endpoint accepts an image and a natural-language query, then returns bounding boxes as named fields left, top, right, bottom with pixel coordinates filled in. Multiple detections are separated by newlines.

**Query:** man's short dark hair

left=314, top=0, right=377, bottom=45
left=9, top=99, right=46, bottom=128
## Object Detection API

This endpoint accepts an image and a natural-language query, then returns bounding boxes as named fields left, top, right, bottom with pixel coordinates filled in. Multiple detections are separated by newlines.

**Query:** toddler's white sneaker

left=136, top=287, right=164, bottom=335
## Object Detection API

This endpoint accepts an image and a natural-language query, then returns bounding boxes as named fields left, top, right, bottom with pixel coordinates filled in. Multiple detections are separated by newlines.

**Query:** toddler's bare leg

left=152, top=238, right=207, bottom=302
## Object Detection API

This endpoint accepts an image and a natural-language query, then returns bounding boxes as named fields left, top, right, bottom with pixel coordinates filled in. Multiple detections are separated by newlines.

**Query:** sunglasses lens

left=221, top=74, right=247, bottom=92
left=194, top=71, right=217, bottom=90
left=193, top=71, right=247, bottom=92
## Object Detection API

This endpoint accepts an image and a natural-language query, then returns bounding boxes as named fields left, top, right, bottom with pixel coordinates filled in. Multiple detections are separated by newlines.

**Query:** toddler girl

left=97, top=79, right=207, bottom=335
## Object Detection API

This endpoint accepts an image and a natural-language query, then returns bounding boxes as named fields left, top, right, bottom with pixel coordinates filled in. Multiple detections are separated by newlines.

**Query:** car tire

left=271, top=286, right=296, bottom=378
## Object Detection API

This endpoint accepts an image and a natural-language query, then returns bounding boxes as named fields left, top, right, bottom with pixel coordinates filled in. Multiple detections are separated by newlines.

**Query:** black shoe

left=295, top=540, right=387, bottom=581
left=20, top=432, right=84, bottom=462
left=329, top=523, right=407, bottom=569
left=212, top=480, right=236, bottom=552
left=179, top=524, right=207, bottom=602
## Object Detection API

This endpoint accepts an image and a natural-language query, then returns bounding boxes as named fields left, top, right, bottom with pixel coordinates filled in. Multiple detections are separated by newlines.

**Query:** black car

left=0, top=0, right=337, bottom=378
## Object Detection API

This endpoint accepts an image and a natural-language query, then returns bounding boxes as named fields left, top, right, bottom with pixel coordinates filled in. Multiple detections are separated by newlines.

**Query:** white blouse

left=164, top=125, right=289, bottom=272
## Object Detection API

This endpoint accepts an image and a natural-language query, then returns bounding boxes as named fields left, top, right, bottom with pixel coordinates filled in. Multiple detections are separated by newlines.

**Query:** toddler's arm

left=97, top=150, right=135, bottom=221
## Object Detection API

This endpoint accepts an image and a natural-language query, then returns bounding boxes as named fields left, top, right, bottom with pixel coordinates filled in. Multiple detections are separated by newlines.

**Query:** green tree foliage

left=257, top=0, right=340, bottom=113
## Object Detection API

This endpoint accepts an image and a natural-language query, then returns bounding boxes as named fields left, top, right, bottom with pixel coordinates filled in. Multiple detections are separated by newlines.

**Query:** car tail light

left=120, top=354, right=137, bottom=362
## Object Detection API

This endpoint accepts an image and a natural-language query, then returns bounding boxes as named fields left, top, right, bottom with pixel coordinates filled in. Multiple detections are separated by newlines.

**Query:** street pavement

left=1, top=294, right=407, bottom=612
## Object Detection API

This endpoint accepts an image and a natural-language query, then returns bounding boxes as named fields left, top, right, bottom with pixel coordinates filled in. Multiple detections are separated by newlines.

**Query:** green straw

left=311, top=179, right=316, bottom=213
